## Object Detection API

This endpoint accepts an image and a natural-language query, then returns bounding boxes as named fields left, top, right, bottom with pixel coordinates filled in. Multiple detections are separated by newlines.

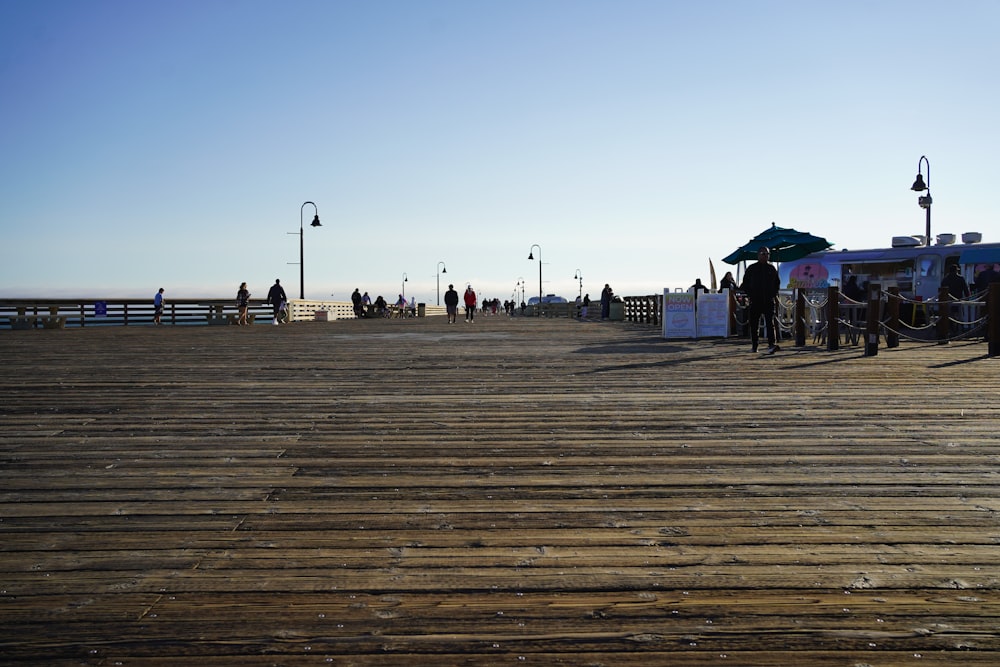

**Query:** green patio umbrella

left=723, top=223, right=833, bottom=264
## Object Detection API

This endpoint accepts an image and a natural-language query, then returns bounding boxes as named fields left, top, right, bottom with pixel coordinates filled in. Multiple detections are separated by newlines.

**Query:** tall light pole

left=516, top=277, right=525, bottom=307
left=910, top=155, right=932, bottom=247
left=527, top=244, right=542, bottom=309
left=289, top=201, right=321, bottom=300
left=436, top=261, right=447, bottom=305
left=401, top=272, right=408, bottom=300
left=574, top=269, right=583, bottom=299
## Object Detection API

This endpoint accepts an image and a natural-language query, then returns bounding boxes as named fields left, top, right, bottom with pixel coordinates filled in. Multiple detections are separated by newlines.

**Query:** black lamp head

left=311, top=214, right=322, bottom=227
left=527, top=252, right=534, bottom=260
left=911, top=174, right=927, bottom=192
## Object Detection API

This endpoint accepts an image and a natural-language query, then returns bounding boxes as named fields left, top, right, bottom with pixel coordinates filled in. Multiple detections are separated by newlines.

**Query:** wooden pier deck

left=1, top=316, right=999, bottom=666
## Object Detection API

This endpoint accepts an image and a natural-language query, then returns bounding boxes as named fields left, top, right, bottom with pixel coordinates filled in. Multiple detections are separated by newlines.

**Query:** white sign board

left=662, top=291, right=697, bottom=338
left=662, top=290, right=731, bottom=339
left=695, top=291, right=730, bottom=338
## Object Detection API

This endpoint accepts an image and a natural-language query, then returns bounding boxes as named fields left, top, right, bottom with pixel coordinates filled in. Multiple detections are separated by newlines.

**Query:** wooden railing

left=622, top=295, right=662, bottom=325
left=1, top=298, right=447, bottom=328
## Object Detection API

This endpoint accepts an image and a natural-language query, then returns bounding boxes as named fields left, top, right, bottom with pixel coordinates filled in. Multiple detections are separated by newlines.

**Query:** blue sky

left=2, top=1, right=998, bottom=304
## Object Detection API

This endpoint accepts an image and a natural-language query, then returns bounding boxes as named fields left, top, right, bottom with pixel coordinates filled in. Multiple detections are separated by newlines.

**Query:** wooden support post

left=794, top=289, right=806, bottom=347
left=826, top=286, right=839, bottom=351
left=989, top=283, right=1000, bottom=357
left=864, top=283, right=880, bottom=357
left=886, top=287, right=900, bottom=348
left=937, top=286, right=951, bottom=343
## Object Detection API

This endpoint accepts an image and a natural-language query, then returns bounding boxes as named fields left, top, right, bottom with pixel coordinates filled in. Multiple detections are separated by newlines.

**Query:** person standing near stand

left=600, top=284, right=613, bottom=320
left=740, top=247, right=780, bottom=354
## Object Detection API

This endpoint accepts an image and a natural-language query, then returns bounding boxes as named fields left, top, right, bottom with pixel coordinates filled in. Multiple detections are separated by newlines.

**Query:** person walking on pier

left=351, top=288, right=363, bottom=318
left=153, top=288, right=165, bottom=325
left=236, top=282, right=251, bottom=326
left=464, top=285, right=477, bottom=322
left=267, top=279, right=287, bottom=325
left=444, top=283, right=459, bottom=324
left=740, top=247, right=780, bottom=354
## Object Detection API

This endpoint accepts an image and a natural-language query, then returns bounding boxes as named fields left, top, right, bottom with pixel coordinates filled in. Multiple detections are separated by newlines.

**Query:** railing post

left=794, top=289, right=806, bottom=347
left=937, top=286, right=951, bottom=343
left=864, top=283, right=880, bottom=357
left=827, top=286, right=840, bottom=351
left=989, top=283, right=1000, bottom=357
left=886, top=287, right=900, bottom=348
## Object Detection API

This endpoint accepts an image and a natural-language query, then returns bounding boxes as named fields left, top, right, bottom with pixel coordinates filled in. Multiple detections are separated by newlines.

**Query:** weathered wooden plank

left=1, top=318, right=999, bottom=664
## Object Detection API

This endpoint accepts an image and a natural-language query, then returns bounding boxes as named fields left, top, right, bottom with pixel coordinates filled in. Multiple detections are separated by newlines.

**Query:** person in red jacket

left=464, top=285, right=477, bottom=323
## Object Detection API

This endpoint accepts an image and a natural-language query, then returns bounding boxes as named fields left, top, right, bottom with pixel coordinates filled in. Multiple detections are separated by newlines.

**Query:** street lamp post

left=436, top=261, right=447, bottom=306
left=910, top=155, right=932, bottom=247
left=402, top=272, right=408, bottom=300
left=516, top=278, right=525, bottom=308
left=289, top=201, right=321, bottom=300
left=527, top=244, right=542, bottom=310
left=574, top=269, right=583, bottom=299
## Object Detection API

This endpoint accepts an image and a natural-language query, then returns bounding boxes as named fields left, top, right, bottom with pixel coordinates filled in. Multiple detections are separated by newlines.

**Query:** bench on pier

left=205, top=305, right=256, bottom=325
left=8, top=307, right=65, bottom=329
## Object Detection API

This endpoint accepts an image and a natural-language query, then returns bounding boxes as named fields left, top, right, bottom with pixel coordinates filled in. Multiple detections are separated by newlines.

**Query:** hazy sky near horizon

left=2, top=0, right=998, bottom=303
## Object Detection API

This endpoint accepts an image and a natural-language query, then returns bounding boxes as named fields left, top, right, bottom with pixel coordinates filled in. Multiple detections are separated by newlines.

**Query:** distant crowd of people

left=150, top=278, right=624, bottom=326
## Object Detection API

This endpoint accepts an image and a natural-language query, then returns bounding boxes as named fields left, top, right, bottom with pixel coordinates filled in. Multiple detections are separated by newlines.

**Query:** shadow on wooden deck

left=1, top=317, right=998, bottom=665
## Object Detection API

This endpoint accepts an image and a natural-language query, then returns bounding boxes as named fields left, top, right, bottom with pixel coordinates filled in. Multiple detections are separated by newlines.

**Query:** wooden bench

left=8, top=315, right=37, bottom=330
left=206, top=306, right=257, bottom=325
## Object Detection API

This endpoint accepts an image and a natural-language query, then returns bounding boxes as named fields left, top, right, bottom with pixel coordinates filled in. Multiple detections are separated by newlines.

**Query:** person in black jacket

left=266, top=279, right=287, bottom=325
left=740, top=247, right=781, bottom=353
left=351, top=288, right=363, bottom=318
left=444, top=284, right=459, bottom=324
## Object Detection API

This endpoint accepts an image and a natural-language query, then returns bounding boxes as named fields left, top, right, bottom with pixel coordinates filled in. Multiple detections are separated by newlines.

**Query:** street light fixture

left=910, top=155, right=932, bottom=247
left=516, top=277, right=525, bottom=308
left=402, top=272, right=408, bottom=300
left=289, top=201, right=321, bottom=300
left=436, top=261, right=447, bottom=306
left=574, top=269, right=583, bottom=299
left=527, top=244, right=542, bottom=310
